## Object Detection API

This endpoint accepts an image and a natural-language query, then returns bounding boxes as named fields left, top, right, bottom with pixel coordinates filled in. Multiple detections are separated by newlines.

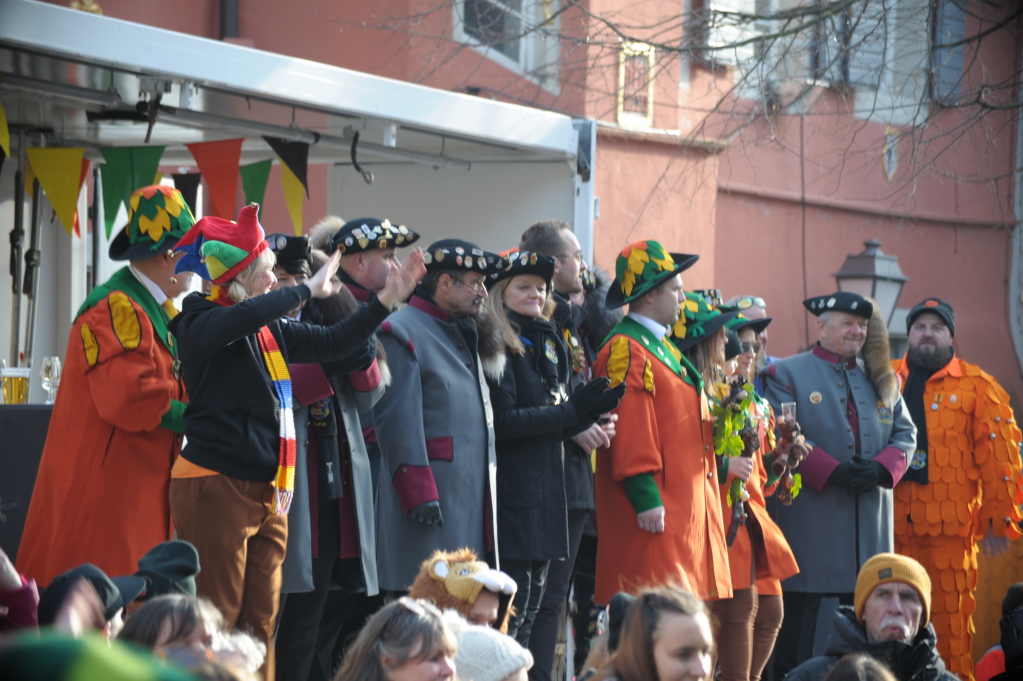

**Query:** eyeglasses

left=733, top=296, right=766, bottom=310
left=741, top=341, right=763, bottom=354
left=452, top=276, right=487, bottom=296
left=556, top=252, right=584, bottom=264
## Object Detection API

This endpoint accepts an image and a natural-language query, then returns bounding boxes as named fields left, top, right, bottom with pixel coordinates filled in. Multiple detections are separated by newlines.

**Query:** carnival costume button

left=810, top=392, right=823, bottom=404
left=931, top=404, right=939, bottom=410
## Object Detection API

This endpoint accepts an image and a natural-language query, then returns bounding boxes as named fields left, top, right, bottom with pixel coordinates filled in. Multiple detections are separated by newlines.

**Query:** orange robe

left=723, top=397, right=798, bottom=592
left=593, top=319, right=731, bottom=604
left=892, top=356, right=1023, bottom=681
left=17, top=280, right=185, bottom=586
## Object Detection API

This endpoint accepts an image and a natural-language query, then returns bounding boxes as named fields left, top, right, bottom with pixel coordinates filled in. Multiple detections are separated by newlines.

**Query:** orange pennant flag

left=279, top=159, right=305, bottom=236
left=185, top=139, right=243, bottom=219
left=25, top=148, right=85, bottom=236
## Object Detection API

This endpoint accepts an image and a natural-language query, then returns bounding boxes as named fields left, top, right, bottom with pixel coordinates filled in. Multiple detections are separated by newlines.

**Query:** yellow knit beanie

left=854, top=553, right=931, bottom=625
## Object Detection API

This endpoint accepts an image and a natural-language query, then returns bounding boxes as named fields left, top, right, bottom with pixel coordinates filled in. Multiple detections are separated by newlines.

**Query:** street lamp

left=832, top=238, right=909, bottom=325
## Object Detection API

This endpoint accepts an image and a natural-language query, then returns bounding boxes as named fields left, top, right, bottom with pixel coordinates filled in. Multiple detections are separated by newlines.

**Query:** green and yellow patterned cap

left=109, top=185, right=196, bottom=261
left=670, top=291, right=738, bottom=353
left=605, top=240, right=699, bottom=309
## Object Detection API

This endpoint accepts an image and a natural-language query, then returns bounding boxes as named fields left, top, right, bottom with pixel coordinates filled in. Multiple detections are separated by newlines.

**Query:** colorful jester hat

left=669, top=291, right=739, bottom=353
left=109, top=185, right=196, bottom=261
left=605, top=240, right=699, bottom=310
left=173, top=203, right=269, bottom=284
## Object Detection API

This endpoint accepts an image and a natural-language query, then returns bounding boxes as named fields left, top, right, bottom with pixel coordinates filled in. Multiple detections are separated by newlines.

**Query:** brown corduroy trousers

left=170, top=475, right=288, bottom=681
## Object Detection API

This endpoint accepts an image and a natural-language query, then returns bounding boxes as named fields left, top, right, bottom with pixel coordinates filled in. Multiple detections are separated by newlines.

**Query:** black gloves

left=409, top=500, right=443, bottom=526
left=828, top=457, right=890, bottom=493
left=587, top=382, right=626, bottom=421
left=568, top=377, right=612, bottom=416
left=323, top=337, right=377, bottom=377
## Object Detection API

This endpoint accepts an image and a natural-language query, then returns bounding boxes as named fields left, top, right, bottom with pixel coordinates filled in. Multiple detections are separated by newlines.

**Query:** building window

left=618, top=42, right=655, bottom=127
left=931, top=0, right=965, bottom=102
left=454, top=0, right=560, bottom=90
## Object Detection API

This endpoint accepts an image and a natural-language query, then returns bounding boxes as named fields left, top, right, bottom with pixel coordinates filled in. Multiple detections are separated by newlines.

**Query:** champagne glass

left=41, top=356, right=62, bottom=405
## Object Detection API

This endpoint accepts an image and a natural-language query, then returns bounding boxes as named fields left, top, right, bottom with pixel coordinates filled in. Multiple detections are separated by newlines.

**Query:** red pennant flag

left=71, top=158, right=91, bottom=238
left=185, top=139, right=243, bottom=219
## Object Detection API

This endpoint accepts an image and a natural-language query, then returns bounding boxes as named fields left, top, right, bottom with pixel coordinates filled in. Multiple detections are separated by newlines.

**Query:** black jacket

left=552, top=292, right=596, bottom=511
left=488, top=329, right=593, bottom=562
left=785, top=606, right=958, bottom=681
left=170, top=285, right=389, bottom=481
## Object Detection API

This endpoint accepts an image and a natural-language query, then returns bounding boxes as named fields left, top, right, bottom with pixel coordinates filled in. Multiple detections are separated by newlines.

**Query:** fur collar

left=476, top=306, right=507, bottom=383
left=862, top=296, right=899, bottom=410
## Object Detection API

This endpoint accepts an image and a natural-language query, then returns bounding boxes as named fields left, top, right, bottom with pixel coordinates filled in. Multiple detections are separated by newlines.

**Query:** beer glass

left=2, top=368, right=31, bottom=405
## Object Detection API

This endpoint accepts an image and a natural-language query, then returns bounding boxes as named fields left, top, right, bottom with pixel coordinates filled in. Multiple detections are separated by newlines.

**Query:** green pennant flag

left=240, top=159, right=273, bottom=218
left=98, top=161, right=127, bottom=238
left=99, top=146, right=167, bottom=229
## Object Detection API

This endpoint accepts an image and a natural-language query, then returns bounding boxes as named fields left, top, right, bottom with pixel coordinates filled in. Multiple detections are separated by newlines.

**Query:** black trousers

left=529, top=509, right=587, bottom=681
left=571, top=533, right=599, bottom=674
left=504, top=558, right=550, bottom=647
left=275, top=494, right=341, bottom=681
left=772, top=591, right=853, bottom=679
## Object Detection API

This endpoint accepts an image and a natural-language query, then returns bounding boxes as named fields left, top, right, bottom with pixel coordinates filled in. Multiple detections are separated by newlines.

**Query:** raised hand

left=378, top=248, right=427, bottom=310
left=307, top=250, right=343, bottom=299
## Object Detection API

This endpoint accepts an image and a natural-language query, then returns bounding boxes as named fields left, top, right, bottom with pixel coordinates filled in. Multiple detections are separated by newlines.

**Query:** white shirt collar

left=129, top=266, right=168, bottom=306
left=628, top=312, right=670, bottom=341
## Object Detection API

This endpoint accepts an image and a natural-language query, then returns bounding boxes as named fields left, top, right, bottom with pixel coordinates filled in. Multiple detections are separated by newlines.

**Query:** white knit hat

left=454, top=623, right=533, bottom=681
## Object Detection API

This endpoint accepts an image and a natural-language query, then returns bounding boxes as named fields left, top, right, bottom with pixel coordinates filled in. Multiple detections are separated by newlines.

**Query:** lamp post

left=832, top=238, right=909, bottom=325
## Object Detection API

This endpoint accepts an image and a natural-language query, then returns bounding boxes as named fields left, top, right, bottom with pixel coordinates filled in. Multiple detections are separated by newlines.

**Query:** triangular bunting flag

left=185, top=139, right=243, bottom=219
left=240, top=159, right=273, bottom=218
left=99, top=161, right=126, bottom=238
left=263, top=137, right=309, bottom=197
left=279, top=160, right=305, bottom=236
left=70, top=158, right=91, bottom=238
left=0, top=100, right=10, bottom=159
left=26, top=148, right=85, bottom=236
left=99, top=146, right=166, bottom=238
left=171, top=172, right=202, bottom=216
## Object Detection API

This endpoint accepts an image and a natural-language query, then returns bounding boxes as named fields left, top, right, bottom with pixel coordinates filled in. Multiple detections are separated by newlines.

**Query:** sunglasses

left=734, top=296, right=766, bottom=310
left=741, top=341, right=762, bottom=354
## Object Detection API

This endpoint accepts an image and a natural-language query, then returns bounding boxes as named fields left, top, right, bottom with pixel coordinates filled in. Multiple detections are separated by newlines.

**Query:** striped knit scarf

left=206, top=284, right=234, bottom=307
left=256, top=326, right=296, bottom=515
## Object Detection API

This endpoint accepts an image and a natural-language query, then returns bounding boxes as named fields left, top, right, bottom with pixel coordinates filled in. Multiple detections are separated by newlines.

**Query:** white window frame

left=453, top=0, right=561, bottom=94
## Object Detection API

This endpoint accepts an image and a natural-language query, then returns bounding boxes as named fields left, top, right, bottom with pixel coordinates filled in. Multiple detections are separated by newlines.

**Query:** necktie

left=162, top=298, right=178, bottom=319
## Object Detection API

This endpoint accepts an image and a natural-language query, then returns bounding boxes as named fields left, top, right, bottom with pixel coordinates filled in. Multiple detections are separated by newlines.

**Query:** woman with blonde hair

left=334, top=598, right=457, bottom=681
left=484, top=252, right=624, bottom=648
left=167, top=203, right=425, bottom=680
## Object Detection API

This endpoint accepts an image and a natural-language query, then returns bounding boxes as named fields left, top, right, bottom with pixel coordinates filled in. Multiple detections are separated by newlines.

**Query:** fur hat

left=854, top=553, right=931, bottom=625
left=861, top=296, right=900, bottom=410
left=453, top=621, right=533, bottom=681
left=408, top=548, right=517, bottom=634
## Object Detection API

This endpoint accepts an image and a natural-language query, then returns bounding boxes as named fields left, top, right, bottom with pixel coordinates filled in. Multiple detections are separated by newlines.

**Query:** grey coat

left=765, top=346, right=915, bottom=593
left=372, top=296, right=500, bottom=591
left=280, top=366, right=383, bottom=596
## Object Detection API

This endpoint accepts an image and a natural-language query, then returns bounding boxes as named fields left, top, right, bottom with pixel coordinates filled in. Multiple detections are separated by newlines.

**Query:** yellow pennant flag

left=279, top=158, right=304, bottom=236
left=25, top=147, right=85, bottom=236
left=0, top=100, right=9, bottom=159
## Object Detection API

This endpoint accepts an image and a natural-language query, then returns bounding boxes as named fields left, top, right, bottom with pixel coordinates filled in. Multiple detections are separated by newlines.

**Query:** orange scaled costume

left=17, top=185, right=192, bottom=587
left=593, top=317, right=731, bottom=604
left=892, top=355, right=1023, bottom=680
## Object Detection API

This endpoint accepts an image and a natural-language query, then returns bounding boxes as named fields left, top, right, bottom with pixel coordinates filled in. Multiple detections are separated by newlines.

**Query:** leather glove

left=409, top=500, right=443, bottom=526
left=567, top=377, right=611, bottom=417
left=587, top=382, right=627, bottom=421
left=852, top=459, right=891, bottom=491
left=828, top=458, right=878, bottom=493
left=322, top=337, right=377, bottom=377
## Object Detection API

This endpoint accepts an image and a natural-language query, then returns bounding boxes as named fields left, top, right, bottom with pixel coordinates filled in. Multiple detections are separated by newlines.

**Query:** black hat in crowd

left=720, top=306, right=773, bottom=336
left=328, top=217, right=420, bottom=255
left=906, top=298, right=956, bottom=337
left=134, top=540, right=201, bottom=599
left=423, top=239, right=508, bottom=275
left=487, top=251, right=556, bottom=288
left=803, top=292, right=873, bottom=319
left=266, top=233, right=312, bottom=277
left=607, top=592, right=637, bottom=654
left=724, top=328, right=744, bottom=361
left=38, top=564, right=147, bottom=625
